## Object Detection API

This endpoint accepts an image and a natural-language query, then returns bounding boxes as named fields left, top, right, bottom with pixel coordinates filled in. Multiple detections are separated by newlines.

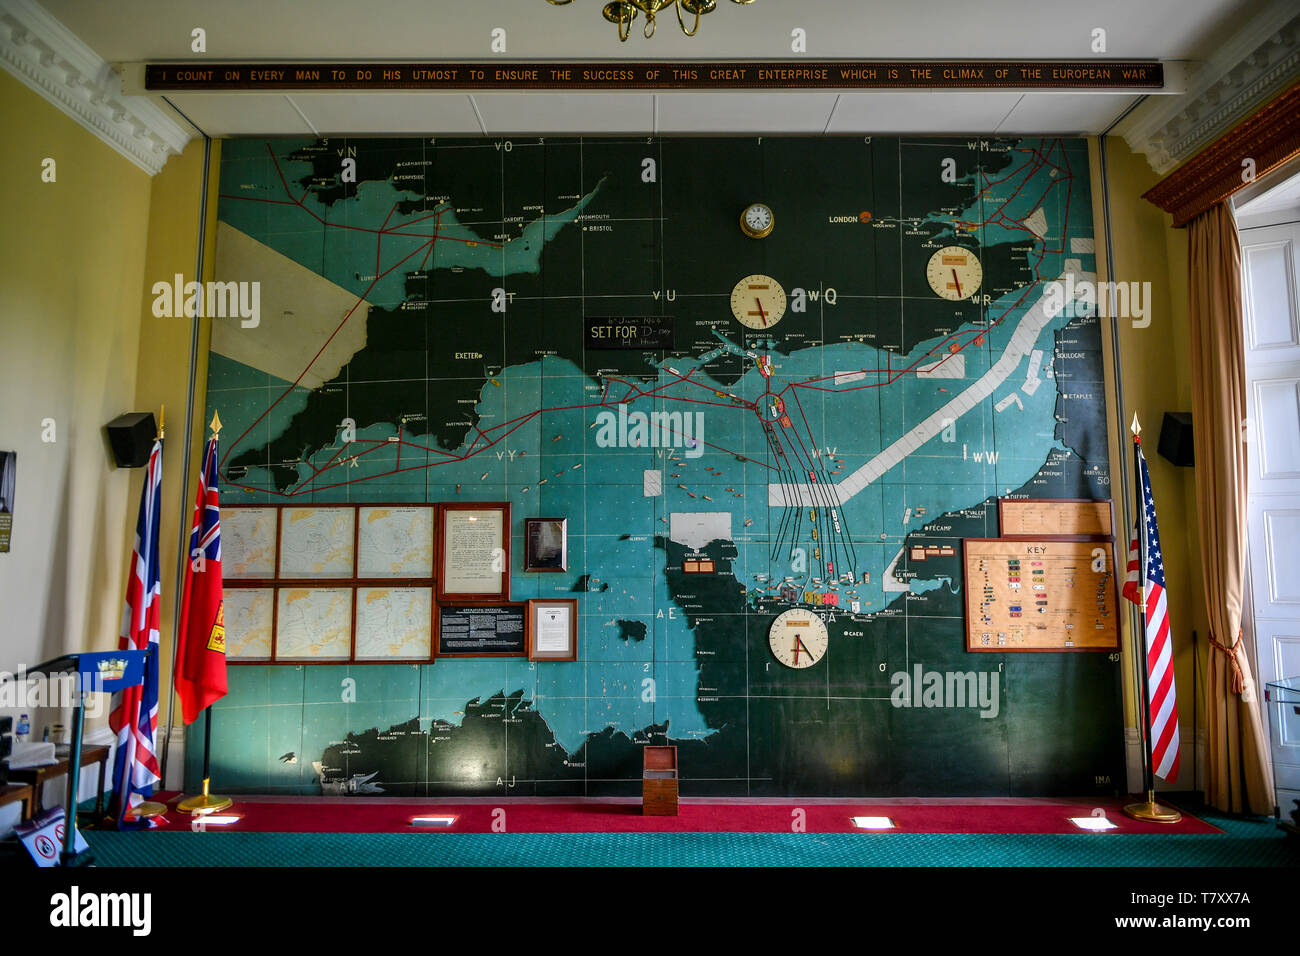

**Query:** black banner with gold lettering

left=144, top=60, right=1163, bottom=91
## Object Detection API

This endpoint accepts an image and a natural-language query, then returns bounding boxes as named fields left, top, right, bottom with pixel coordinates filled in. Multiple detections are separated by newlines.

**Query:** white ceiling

left=36, top=0, right=1275, bottom=137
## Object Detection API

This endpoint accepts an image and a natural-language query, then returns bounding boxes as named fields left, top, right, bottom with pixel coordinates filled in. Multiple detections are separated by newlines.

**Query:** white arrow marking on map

left=768, top=269, right=1093, bottom=507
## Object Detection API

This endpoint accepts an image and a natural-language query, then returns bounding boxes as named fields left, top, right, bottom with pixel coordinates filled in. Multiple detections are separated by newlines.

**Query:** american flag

left=1123, top=441, right=1180, bottom=782
left=108, top=438, right=163, bottom=826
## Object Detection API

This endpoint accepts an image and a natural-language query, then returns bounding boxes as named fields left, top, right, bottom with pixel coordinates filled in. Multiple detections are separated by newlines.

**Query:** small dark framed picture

left=524, top=518, right=567, bottom=572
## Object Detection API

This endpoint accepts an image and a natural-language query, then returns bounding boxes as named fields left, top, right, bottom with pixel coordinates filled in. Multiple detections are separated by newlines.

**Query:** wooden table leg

left=95, top=756, right=107, bottom=818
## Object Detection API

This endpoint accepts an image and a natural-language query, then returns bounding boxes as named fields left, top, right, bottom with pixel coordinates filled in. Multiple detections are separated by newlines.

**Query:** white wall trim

left=1116, top=2, right=1300, bottom=175
left=0, top=0, right=191, bottom=175
left=1124, top=726, right=1206, bottom=794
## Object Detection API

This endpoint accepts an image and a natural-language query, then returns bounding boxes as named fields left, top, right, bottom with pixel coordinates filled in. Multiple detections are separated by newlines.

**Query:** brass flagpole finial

left=157, top=404, right=165, bottom=441
left=1130, top=412, right=1141, bottom=437
left=209, top=410, right=222, bottom=436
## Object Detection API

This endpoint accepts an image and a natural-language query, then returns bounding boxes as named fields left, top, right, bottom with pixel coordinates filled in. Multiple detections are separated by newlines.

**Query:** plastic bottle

left=16, top=713, right=30, bottom=743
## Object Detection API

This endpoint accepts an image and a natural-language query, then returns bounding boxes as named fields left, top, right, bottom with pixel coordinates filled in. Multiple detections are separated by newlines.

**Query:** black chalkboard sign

left=435, top=603, right=527, bottom=657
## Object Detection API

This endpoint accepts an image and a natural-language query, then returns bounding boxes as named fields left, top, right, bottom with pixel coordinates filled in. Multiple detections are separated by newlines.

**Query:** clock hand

left=755, top=298, right=767, bottom=326
left=951, top=269, right=963, bottom=298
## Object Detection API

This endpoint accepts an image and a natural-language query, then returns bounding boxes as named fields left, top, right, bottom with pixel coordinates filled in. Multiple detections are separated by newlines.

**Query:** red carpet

left=151, top=795, right=1219, bottom=835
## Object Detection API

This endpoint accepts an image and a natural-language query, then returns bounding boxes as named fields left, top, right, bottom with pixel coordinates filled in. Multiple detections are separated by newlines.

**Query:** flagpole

left=133, top=408, right=168, bottom=820
left=1123, top=414, right=1181, bottom=824
left=176, top=412, right=232, bottom=815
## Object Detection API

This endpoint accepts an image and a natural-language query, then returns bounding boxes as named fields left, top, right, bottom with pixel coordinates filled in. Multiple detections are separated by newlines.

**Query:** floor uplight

left=850, top=816, right=896, bottom=830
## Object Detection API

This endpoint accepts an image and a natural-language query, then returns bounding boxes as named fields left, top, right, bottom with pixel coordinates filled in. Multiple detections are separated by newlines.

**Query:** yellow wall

left=0, top=70, right=152, bottom=734
left=1092, top=136, right=1208, bottom=788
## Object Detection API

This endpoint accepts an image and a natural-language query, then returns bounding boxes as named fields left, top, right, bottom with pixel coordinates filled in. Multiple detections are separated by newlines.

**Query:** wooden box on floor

left=642, top=745, right=678, bottom=816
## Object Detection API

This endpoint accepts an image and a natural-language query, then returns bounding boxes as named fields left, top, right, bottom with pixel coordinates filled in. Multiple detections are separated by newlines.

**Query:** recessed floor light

left=850, top=816, right=896, bottom=830
left=1069, top=816, right=1118, bottom=831
left=410, top=815, right=458, bottom=828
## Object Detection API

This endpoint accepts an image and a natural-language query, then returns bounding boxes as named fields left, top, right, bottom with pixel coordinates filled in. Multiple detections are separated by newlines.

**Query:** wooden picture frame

left=527, top=598, right=578, bottom=662
left=524, top=517, right=567, bottom=572
left=220, top=502, right=439, bottom=665
left=435, top=502, right=511, bottom=602
left=963, top=537, right=1121, bottom=653
left=997, top=498, right=1114, bottom=540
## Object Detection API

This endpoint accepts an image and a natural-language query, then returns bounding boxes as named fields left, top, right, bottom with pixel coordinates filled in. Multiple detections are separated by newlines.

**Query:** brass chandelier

left=545, top=0, right=755, bottom=43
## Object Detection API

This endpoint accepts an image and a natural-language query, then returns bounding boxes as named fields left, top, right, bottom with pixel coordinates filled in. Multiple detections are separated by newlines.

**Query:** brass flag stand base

left=134, top=801, right=169, bottom=818
left=1123, top=790, right=1182, bottom=824
left=177, top=777, right=233, bottom=815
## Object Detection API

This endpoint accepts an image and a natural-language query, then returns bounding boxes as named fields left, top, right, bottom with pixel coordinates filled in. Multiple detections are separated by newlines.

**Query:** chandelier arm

left=676, top=0, right=703, bottom=36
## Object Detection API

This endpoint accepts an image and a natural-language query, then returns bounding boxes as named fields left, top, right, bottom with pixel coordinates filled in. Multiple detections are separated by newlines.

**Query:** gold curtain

left=1186, top=202, right=1274, bottom=815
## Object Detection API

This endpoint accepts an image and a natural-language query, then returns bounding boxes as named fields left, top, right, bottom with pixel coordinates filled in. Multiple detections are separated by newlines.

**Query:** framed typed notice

left=524, top=518, right=567, bottom=572
left=434, top=602, right=526, bottom=658
left=436, top=502, right=510, bottom=601
left=0, top=450, right=14, bottom=553
left=527, top=599, right=578, bottom=661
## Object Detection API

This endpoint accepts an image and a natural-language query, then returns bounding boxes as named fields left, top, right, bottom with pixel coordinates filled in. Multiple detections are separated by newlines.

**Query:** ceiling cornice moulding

left=1117, top=2, right=1299, bottom=175
left=0, top=0, right=192, bottom=175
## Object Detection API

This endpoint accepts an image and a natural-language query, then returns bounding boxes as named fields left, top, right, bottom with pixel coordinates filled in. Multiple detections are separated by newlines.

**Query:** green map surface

left=193, top=135, right=1123, bottom=797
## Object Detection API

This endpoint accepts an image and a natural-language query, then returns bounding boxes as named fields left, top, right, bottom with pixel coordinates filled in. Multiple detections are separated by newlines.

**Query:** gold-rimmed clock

left=926, top=245, right=983, bottom=301
left=768, top=608, right=829, bottom=669
left=731, top=274, right=786, bottom=330
left=740, top=202, right=774, bottom=239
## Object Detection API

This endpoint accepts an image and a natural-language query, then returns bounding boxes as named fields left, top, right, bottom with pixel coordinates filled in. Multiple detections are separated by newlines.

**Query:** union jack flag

left=108, top=438, right=163, bottom=826
left=1123, top=441, right=1180, bottom=782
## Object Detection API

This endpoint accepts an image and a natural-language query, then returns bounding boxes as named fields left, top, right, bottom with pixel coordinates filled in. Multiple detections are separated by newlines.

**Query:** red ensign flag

left=175, top=433, right=227, bottom=724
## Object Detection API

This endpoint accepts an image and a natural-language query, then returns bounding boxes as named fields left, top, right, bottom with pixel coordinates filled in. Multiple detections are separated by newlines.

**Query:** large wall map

left=192, top=135, right=1123, bottom=797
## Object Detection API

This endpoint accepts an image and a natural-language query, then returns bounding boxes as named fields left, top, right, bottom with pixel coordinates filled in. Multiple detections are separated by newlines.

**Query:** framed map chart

left=222, top=507, right=277, bottom=579
left=358, top=506, right=434, bottom=578
left=275, top=587, right=353, bottom=660
left=355, top=586, right=433, bottom=660
left=278, top=506, right=356, bottom=578
left=223, top=587, right=274, bottom=661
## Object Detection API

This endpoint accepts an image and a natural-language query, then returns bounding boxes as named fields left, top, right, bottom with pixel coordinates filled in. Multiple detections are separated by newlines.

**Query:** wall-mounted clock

left=740, top=202, right=774, bottom=239
left=768, top=608, right=829, bottom=669
left=731, top=274, right=786, bottom=330
left=926, top=245, right=983, bottom=301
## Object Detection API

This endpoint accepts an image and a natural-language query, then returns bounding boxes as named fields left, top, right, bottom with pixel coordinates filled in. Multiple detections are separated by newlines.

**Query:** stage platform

left=73, top=794, right=1300, bottom=867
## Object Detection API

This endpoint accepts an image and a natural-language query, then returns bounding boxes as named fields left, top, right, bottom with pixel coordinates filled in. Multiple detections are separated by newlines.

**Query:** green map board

left=191, top=135, right=1123, bottom=797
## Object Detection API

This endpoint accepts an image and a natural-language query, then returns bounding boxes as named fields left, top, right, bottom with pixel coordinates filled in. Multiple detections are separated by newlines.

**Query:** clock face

left=768, top=608, right=829, bottom=669
left=731, top=274, right=787, bottom=330
left=741, top=202, right=774, bottom=238
left=926, top=246, right=983, bottom=301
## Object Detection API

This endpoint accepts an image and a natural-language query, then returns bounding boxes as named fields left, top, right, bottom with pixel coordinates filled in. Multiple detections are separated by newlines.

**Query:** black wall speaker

left=105, top=412, right=157, bottom=468
left=1157, top=411, right=1194, bottom=467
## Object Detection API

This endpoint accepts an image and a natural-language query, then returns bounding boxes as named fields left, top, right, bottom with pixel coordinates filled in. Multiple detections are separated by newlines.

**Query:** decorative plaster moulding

left=1118, top=2, right=1300, bottom=176
left=0, top=0, right=192, bottom=175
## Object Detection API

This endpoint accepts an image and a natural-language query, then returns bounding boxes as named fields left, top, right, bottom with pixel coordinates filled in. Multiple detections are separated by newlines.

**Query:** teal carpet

left=82, top=809, right=1297, bottom=867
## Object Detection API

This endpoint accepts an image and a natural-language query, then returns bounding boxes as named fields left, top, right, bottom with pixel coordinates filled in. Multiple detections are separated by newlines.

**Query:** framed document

left=434, top=602, right=527, bottom=658
left=221, top=506, right=278, bottom=580
left=223, top=587, right=274, bottom=661
left=963, top=538, right=1119, bottom=652
left=527, top=598, right=578, bottom=661
left=357, top=505, right=435, bottom=579
left=436, top=502, right=510, bottom=601
left=278, top=506, right=356, bottom=579
left=524, top=517, right=567, bottom=572
left=274, top=587, right=353, bottom=660
left=355, top=586, right=433, bottom=661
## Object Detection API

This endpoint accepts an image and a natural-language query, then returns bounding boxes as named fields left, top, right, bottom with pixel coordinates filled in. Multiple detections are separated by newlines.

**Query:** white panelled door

left=1240, top=219, right=1300, bottom=815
